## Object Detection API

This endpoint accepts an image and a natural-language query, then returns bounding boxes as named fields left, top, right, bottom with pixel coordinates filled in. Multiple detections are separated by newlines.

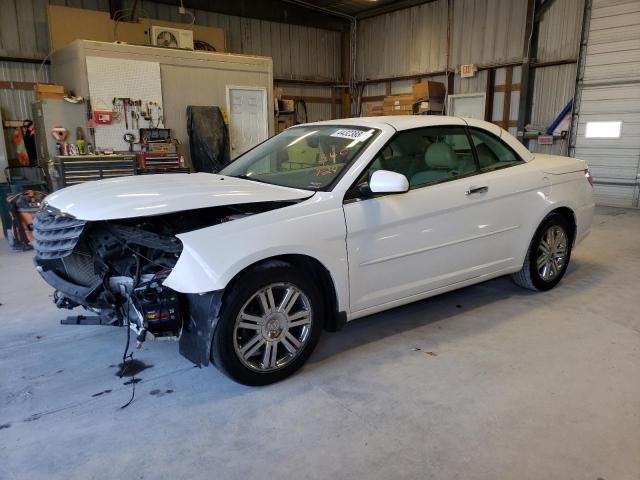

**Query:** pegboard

left=86, top=56, right=164, bottom=151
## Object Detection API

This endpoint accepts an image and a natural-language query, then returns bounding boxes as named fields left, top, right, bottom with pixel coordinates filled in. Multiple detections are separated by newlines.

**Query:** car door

left=465, top=125, right=550, bottom=265
left=343, top=125, right=521, bottom=314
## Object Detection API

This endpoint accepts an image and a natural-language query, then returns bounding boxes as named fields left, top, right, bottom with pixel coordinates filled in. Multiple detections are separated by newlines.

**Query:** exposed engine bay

left=33, top=201, right=295, bottom=353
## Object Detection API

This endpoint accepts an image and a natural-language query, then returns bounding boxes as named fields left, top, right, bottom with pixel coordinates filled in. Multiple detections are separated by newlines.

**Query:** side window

left=468, top=128, right=524, bottom=171
left=360, top=126, right=478, bottom=188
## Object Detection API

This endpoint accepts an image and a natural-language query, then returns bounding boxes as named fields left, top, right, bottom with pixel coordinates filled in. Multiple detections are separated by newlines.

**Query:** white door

left=227, top=87, right=268, bottom=158
left=344, top=125, right=523, bottom=314
left=447, top=93, right=486, bottom=119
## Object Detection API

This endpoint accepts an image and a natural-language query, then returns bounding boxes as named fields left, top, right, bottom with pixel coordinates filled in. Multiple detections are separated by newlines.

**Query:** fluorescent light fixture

left=585, top=121, right=622, bottom=138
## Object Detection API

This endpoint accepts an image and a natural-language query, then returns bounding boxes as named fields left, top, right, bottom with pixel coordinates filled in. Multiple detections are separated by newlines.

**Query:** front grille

left=33, top=208, right=86, bottom=260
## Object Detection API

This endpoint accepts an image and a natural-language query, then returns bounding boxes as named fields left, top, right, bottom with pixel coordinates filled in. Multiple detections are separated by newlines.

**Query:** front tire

left=512, top=213, right=573, bottom=291
left=212, top=260, right=323, bottom=386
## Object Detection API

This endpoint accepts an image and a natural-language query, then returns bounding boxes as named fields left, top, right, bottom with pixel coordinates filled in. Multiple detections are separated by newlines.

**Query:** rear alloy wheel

left=212, top=261, right=323, bottom=385
left=536, top=225, right=569, bottom=282
left=512, top=213, right=573, bottom=291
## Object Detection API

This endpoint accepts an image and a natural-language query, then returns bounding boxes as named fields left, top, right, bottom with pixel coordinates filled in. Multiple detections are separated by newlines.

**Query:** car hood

left=45, top=173, right=314, bottom=220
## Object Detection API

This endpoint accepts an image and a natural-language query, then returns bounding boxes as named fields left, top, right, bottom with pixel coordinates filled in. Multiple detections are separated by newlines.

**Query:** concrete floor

left=0, top=206, right=639, bottom=480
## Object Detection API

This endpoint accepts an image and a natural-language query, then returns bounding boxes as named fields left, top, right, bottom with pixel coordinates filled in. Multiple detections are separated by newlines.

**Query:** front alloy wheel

left=233, top=283, right=313, bottom=372
left=212, top=260, right=323, bottom=385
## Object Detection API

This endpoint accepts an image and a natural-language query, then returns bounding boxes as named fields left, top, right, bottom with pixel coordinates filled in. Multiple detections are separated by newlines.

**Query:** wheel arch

left=515, top=203, right=578, bottom=267
left=223, top=254, right=345, bottom=332
left=547, top=206, right=577, bottom=245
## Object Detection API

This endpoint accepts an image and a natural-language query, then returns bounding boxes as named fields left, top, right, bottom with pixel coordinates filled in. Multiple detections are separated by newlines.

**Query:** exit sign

left=460, top=64, right=476, bottom=78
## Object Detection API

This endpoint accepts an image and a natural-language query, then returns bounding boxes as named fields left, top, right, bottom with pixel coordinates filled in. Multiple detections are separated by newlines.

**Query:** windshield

left=220, top=125, right=379, bottom=191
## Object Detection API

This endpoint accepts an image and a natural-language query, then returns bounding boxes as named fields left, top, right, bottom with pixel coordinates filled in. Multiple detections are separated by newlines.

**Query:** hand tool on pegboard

left=117, top=98, right=132, bottom=129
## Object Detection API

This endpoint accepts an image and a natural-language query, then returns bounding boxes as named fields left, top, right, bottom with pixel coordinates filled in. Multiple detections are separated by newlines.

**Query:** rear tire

left=212, top=260, right=323, bottom=386
left=512, top=213, right=573, bottom=291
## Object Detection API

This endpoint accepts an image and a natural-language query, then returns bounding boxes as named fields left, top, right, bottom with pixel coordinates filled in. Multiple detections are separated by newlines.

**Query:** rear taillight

left=585, top=168, right=594, bottom=187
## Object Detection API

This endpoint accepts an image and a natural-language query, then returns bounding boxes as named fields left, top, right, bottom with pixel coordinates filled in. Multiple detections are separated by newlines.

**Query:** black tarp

left=186, top=106, right=230, bottom=173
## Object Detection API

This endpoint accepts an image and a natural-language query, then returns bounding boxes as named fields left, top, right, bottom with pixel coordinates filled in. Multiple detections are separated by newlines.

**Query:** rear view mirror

left=369, top=170, right=409, bottom=194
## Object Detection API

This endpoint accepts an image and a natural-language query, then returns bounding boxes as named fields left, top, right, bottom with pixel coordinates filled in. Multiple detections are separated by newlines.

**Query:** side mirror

left=369, top=170, right=409, bottom=194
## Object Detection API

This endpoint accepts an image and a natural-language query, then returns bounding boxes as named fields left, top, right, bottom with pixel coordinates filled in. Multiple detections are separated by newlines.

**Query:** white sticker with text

left=330, top=128, right=366, bottom=140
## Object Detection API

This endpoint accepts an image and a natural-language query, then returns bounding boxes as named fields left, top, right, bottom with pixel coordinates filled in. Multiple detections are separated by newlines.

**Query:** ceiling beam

left=356, top=0, right=438, bottom=20
left=148, top=0, right=351, bottom=31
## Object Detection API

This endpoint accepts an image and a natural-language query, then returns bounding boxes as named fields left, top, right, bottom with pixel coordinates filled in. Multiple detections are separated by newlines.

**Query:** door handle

left=466, top=185, right=488, bottom=196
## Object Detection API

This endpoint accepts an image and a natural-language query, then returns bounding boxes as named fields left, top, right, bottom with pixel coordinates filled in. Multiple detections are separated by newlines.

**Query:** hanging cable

left=118, top=295, right=137, bottom=409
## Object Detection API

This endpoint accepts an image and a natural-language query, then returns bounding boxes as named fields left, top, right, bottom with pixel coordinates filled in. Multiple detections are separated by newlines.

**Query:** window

left=361, top=126, right=478, bottom=189
left=468, top=128, right=523, bottom=171
left=585, top=121, right=622, bottom=139
left=220, top=125, right=379, bottom=191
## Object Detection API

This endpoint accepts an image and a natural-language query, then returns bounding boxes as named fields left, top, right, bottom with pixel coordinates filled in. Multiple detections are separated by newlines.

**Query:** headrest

left=424, top=142, right=458, bottom=169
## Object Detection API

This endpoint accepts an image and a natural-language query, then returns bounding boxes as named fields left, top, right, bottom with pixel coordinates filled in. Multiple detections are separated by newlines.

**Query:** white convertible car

left=34, top=116, right=594, bottom=385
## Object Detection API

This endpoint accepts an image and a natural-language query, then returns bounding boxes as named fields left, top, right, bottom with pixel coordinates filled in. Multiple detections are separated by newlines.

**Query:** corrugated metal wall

left=529, top=0, right=585, bottom=155
left=358, top=0, right=584, bottom=157
left=279, top=85, right=341, bottom=122
left=0, top=0, right=343, bottom=82
left=135, top=0, right=342, bottom=81
left=356, top=0, right=528, bottom=81
left=450, top=0, right=527, bottom=67
left=529, top=63, right=578, bottom=154
left=537, top=0, right=584, bottom=62
left=0, top=0, right=50, bottom=59
left=355, top=0, right=448, bottom=80
left=0, top=62, right=50, bottom=160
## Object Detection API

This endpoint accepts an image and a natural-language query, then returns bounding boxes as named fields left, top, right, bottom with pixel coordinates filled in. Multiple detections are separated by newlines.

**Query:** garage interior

left=0, top=0, right=639, bottom=478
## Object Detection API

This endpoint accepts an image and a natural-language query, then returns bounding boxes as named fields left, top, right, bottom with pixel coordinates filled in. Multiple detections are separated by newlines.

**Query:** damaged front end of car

left=32, top=201, right=293, bottom=366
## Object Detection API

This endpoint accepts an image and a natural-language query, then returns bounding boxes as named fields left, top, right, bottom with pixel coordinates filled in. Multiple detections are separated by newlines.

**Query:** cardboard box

left=415, top=100, right=444, bottom=114
left=278, top=98, right=295, bottom=112
left=362, top=103, right=384, bottom=116
left=35, top=92, right=66, bottom=100
left=383, top=94, right=414, bottom=107
left=383, top=102, right=413, bottom=110
left=35, top=84, right=65, bottom=94
left=412, top=81, right=446, bottom=102
left=34, top=84, right=65, bottom=100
